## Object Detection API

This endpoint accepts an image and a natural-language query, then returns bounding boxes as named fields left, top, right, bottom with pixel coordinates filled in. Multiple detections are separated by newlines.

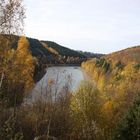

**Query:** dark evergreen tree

left=113, top=93, right=140, bottom=140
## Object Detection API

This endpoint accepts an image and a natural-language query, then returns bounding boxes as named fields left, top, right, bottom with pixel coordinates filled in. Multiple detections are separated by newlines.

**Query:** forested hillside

left=41, top=41, right=85, bottom=58
left=1, top=34, right=87, bottom=64
left=28, top=38, right=87, bottom=63
left=104, top=46, right=140, bottom=64
left=78, top=50, right=104, bottom=58
left=81, top=46, right=140, bottom=139
left=0, top=34, right=88, bottom=81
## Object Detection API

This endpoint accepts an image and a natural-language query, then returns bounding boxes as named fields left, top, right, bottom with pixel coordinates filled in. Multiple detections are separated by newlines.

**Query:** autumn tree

left=0, top=0, right=26, bottom=139
left=0, top=0, right=25, bottom=77
left=0, top=0, right=25, bottom=35
left=71, top=81, right=103, bottom=140
left=0, top=0, right=25, bottom=96
left=16, top=36, right=35, bottom=92
left=113, top=93, right=140, bottom=140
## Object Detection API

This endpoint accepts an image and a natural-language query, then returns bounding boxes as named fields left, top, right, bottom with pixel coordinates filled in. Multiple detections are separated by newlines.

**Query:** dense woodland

left=3, top=35, right=87, bottom=65
left=0, top=0, right=140, bottom=140
left=81, top=46, right=140, bottom=139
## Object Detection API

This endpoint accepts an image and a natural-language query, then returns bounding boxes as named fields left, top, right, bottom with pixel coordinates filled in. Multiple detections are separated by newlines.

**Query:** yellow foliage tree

left=16, top=36, right=35, bottom=92
left=71, top=81, right=103, bottom=140
left=0, top=36, right=35, bottom=107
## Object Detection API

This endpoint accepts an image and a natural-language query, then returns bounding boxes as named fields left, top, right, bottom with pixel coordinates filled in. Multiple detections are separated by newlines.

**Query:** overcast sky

left=24, top=0, right=140, bottom=54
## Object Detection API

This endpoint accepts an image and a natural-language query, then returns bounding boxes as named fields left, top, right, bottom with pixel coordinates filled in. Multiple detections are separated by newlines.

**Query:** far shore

left=47, top=64, right=81, bottom=67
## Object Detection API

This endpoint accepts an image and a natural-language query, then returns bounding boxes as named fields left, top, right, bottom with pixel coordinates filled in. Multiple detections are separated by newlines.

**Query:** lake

left=29, top=66, right=84, bottom=101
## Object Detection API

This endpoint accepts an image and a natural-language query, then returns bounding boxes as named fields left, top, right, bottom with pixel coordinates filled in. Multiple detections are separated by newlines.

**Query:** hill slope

left=82, top=45, right=140, bottom=139
left=0, top=34, right=87, bottom=64
left=82, top=45, right=140, bottom=83
left=27, top=38, right=86, bottom=59
left=41, top=41, right=85, bottom=58
left=1, top=35, right=106, bottom=65
left=78, top=50, right=104, bottom=58
left=104, top=46, right=140, bottom=64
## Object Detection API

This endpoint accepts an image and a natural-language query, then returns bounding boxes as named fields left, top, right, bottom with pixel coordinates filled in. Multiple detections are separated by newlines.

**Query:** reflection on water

left=30, top=66, right=84, bottom=100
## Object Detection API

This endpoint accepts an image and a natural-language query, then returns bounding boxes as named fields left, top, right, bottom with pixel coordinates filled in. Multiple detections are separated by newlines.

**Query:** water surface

left=30, top=66, right=84, bottom=100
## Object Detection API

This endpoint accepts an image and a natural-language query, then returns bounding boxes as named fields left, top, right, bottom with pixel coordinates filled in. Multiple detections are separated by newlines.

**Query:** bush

left=113, top=93, right=140, bottom=140
left=71, top=81, right=103, bottom=140
left=134, top=63, right=140, bottom=70
left=0, top=115, right=23, bottom=140
left=115, top=61, right=125, bottom=70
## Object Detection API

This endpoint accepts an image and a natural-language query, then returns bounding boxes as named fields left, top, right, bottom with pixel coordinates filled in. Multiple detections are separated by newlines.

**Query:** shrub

left=113, top=93, right=140, bottom=140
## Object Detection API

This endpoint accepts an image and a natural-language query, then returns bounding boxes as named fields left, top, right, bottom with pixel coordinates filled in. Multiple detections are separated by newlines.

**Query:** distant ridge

left=0, top=34, right=106, bottom=65
left=77, top=50, right=104, bottom=58
left=104, top=45, right=140, bottom=64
